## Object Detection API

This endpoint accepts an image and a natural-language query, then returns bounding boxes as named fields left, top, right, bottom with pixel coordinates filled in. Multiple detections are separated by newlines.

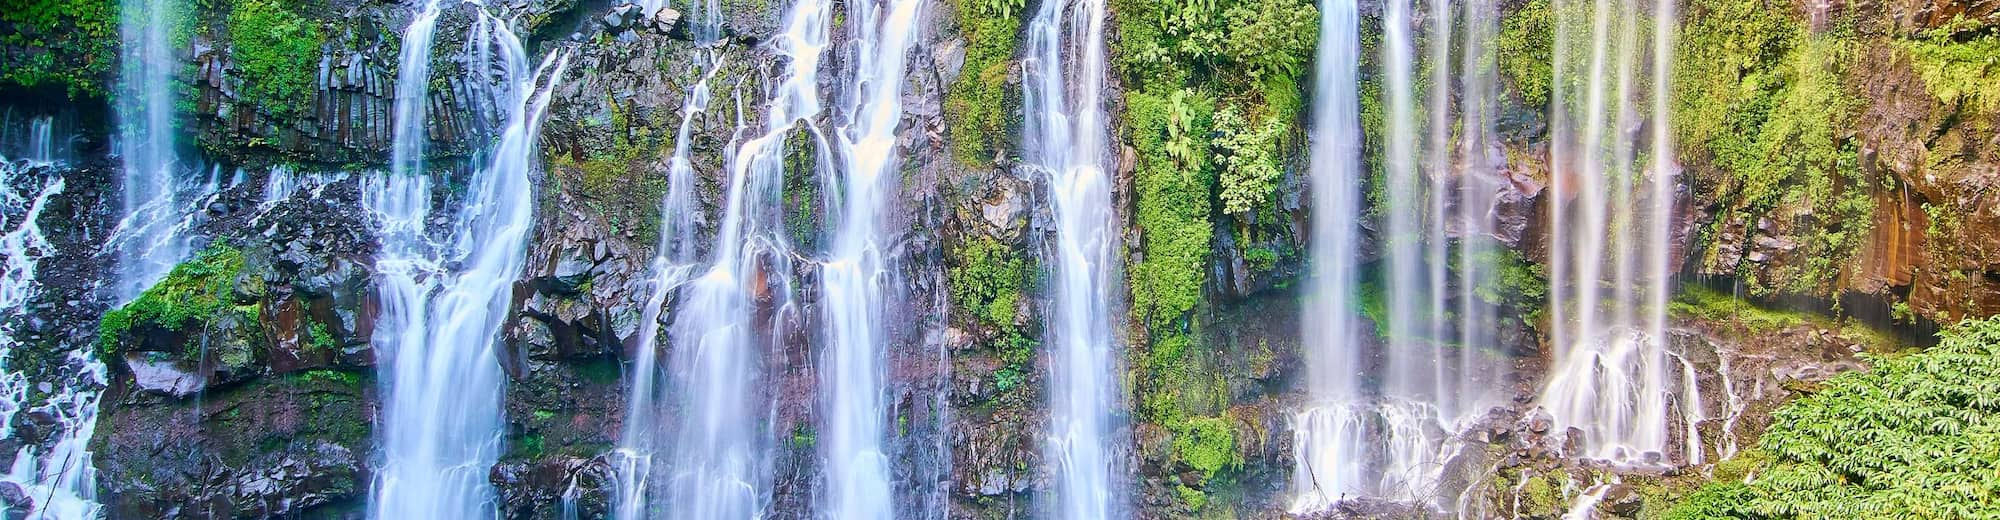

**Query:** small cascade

left=611, top=53, right=717, bottom=520
left=1023, top=0, right=1120, bottom=515
left=820, top=0, right=923, bottom=515
left=390, top=0, right=444, bottom=181
left=367, top=9, right=573, bottom=518
left=659, top=0, right=830, bottom=515
left=113, top=0, right=195, bottom=302
left=260, top=165, right=350, bottom=209
left=1288, top=0, right=1363, bottom=510
left=0, top=151, right=105, bottom=520
left=1560, top=483, right=1614, bottom=519
left=1538, top=0, right=1688, bottom=464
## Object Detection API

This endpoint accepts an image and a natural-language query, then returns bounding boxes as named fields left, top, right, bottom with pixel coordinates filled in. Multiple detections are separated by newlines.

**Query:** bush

left=0, top=0, right=119, bottom=97
left=227, top=0, right=324, bottom=118
left=1695, top=317, right=2000, bottom=518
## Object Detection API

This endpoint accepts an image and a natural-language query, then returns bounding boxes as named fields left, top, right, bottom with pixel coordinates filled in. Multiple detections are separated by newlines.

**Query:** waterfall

left=1022, top=0, right=1120, bottom=515
left=611, top=52, right=716, bottom=520
left=0, top=144, right=105, bottom=519
left=1538, top=0, right=1688, bottom=464
left=820, top=0, right=923, bottom=515
left=659, top=0, right=829, bottom=514
left=1288, top=0, right=1362, bottom=510
left=391, top=0, right=444, bottom=180
left=112, top=0, right=208, bottom=302
left=366, top=10, right=572, bottom=518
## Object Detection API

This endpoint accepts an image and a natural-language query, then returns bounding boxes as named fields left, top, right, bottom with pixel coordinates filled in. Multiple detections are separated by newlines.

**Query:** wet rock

left=123, top=354, right=206, bottom=397
left=0, top=482, right=30, bottom=520
left=1602, top=483, right=1642, bottom=517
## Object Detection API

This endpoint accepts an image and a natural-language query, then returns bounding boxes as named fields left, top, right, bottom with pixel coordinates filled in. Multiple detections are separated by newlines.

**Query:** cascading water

left=658, top=0, right=829, bottom=515
left=1023, top=0, right=1120, bottom=515
left=367, top=10, right=573, bottom=518
left=611, top=54, right=717, bottom=520
left=1288, top=0, right=1363, bottom=511
left=1537, top=0, right=1693, bottom=464
left=1296, top=0, right=1518, bottom=509
left=0, top=136, right=105, bottom=520
left=820, top=0, right=923, bottom=515
left=113, top=0, right=205, bottom=302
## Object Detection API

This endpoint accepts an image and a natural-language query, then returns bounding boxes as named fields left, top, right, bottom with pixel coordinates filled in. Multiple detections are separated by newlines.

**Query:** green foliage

left=1669, top=285, right=1808, bottom=333
left=1676, top=0, right=1871, bottom=297
left=295, top=369, right=360, bottom=387
left=227, top=0, right=324, bottom=118
left=948, top=236, right=1026, bottom=330
left=1219, top=0, right=1317, bottom=83
left=1127, top=89, right=1216, bottom=323
left=944, top=0, right=1022, bottom=166
left=1469, top=246, right=1547, bottom=309
left=97, top=244, right=253, bottom=357
left=1244, top=247, right=1277, bottom=272
left=1173, top=415, right=1240, bottom=480
left=1715, top=317, right=2000, bottom=518
left=1496, top=0, right=1554, bottom=107
left=1900, top=23, right=2000, bottom=117
left=0, top=0, right=120, bottom=97
left=306, top=320, right=337, bottom=351
left=1213, top=103, right=1288, bottom=215
left=1659, top=481, right=1759, bottom=520
left=558, top=100, right=670, bottom=245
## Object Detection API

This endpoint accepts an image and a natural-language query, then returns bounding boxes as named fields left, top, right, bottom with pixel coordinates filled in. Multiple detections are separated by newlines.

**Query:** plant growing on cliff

left=0, top=0, right=119, bottom=97
left=943, top=0, right=1022, bottom=167
left=227, top=0, right=324, bottom=118
left=96, top=243, right=256, bottom=358
left=1669, top=317, right=2000, bottom=518
left=1900, top=21, right=2000, bottom=118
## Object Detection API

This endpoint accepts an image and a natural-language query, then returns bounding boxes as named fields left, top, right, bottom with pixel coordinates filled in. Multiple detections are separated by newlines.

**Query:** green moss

left=294, top=369, right=360, bottom=387
left=948, top=236, right=1027, bottom=331
left=1668, top=284, right=1809, bottom=333
left=306, top=320, right=337, bottom=351
left=97, top=244, right=255, bottom=358
left=0, top=0, right=120, bottom=98
left=1496, top=0, right=1554, bottom=107
left=557, top=99, right=670, bottom=246
left=226, top=0, right=324, bottom=118
left=1900, top=22, right=2000, bottom=118
left=943, top=0, right=1021, bottom=167
left=1518, top=471, right=1564, bottom=515
left=1126, top=88, right=1216, bottom=324
left=1173, top=415, right=1240, bottom=481
left=1676, top=0, right=1871, bottom=297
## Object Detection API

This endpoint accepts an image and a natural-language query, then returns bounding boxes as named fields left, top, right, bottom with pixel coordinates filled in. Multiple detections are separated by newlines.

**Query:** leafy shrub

left=227, top=0, right=324, bottom=118
left=0, top=0, right=119, bottom=97
left=1705, top=317, right=2000, bottom=518
left=1496, top=0, right=1554, bottom=107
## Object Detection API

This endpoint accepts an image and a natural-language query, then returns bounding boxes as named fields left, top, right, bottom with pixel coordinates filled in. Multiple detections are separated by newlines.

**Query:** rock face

left=0, top=0, right=1995, bottom=517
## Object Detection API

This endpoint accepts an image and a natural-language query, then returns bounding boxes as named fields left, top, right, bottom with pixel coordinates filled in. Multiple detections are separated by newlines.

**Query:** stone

left=124, top=354, right=206, bottom=397
left=652, top=6, right=683, bottom=34
left=1602, top=483, right=1643, bottom=517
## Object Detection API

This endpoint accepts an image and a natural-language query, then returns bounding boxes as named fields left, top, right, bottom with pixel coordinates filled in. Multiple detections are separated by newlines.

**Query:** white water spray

left=820, top=0, right=923, bottom=515
left=367, top=10, right=572, bottom=518
left=1288, top=0, right=1364, bottom=510
left=1538, top=0, right=1690, bottom=464
left=1023, top=0, right=1120, bottom=516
